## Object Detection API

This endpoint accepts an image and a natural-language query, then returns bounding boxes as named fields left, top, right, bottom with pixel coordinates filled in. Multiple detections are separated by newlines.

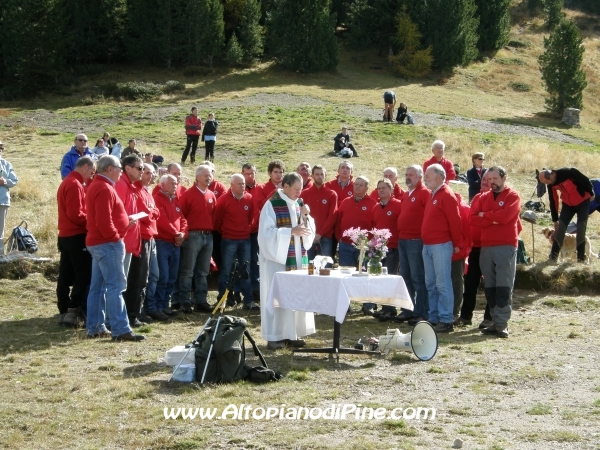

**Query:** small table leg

left=293, top=318, right=380, bottom=356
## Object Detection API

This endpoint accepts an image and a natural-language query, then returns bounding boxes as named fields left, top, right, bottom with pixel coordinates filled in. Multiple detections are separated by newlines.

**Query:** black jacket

left=202, top=120, right=218, bottom=140
left=466, top=166, right=487, bottom=201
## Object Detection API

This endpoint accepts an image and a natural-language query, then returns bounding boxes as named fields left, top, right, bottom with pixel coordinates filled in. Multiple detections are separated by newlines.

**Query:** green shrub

left=509, top=81, right=533, bottom=91
left=508, top=39, right=532, bottom=48
left=162, top=80, right=185, bottom=94
left=496, top=57, right=526, bottom=66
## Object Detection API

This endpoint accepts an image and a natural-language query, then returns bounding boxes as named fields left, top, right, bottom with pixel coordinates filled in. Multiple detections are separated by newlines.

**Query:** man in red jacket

left=242, top=163, right=260, bottom=297
left=451, top=193, right=471, bottom=320
left=336, top=176, right=377, bottom=314
left=396, top=165, right=431, bottom=325
left=369, top=167, right=404, bottom=201
left=423, top=140, right=456, bottom=184
left=182, top=106, right=202, bottom=165
left=325, top=161, right=354, bottom=207
left=177, top=164, right=216, bottom=313
left=297, top=162, right=313, bottom=191
left=540, top=168, right=594, bottom=263
left=255, top=159, right=285, bottom=212
left=214, top=174, right=257, bottom=310
left=56, top=156, right=96, bottom=327
left=152, top=163, right=187, bottom=199
left=123, top=163, right=160, bottom=326
left=152, top=174, right=187, bottom=320
left=421, top=164, right=464, bottom=333
left=85, top=155, right=145, bottom=342
left=470, top=166, right=521, bottom=338
left=302, top=164, right=337, bottom=262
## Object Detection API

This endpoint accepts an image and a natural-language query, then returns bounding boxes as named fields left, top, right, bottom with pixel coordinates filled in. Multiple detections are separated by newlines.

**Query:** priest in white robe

left=258, top=172, right=316, bottom=349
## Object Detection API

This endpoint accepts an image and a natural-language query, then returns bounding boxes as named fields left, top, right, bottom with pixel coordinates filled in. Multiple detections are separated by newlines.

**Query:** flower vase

left=357, top=245, right=366, bottom=273
left=367, top=257, right=383, bottom=276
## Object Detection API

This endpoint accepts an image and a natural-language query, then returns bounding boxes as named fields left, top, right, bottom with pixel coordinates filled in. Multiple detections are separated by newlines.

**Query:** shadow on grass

left=123, top=361, right=168, bottom=379
left=0, top=316, right=76, bottom=356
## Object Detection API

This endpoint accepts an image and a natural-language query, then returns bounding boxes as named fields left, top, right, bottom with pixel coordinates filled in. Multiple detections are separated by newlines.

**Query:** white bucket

left=164, top=345, right=196, bottom=366
left=172, top=364, right=196, bottom=383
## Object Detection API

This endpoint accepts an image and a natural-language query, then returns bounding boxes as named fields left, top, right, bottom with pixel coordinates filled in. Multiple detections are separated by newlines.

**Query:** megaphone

left=377, top=321, right=438, bottom=361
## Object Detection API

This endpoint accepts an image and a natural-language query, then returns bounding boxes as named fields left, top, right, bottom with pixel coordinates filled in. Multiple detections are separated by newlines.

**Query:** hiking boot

left=194, top=303, right=213, bottom=313
left=139, top=311, right=154, bottom=323
left=496, top=326, right=509, bottom=338
left=162, top=307, right=178, bottom=317
left=57, top=313, right=67, bottom=325
left=285, top=339, right=306, bottom=348
left=63, top=308, right=86, bottom=328
left=129, top=318, right=146, bottom=328
left=408, top=316, right=427, bottom=326
left=392, top=311, right=414, bottom=323
left=361, top=305, right=376, bottom=316
left=378, top=311, right=397, bottom=322
left=433, top=322, right=454, bottom=333
left=147, top=310, right=169, bottom=322
left=181, top=304, right=193, bottom=314
left=481, top=325, right=498, bottom=335
left=267, top=340, right=285, bottom=350
left=112, top=332, right=146, bottom=342
left=454, top=317, right=472, bottom=327
left=478, top=319, right=494, bottom=329
left=225, top=292, right=237, bottom=307
left=87, top=331, right=111, bottom=339
left=243, top=302, right=260, bottom=311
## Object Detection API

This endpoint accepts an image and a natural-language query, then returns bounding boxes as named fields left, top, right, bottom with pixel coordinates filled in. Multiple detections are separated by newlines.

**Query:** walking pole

left=531, top=222, right=535, bottom=264
left=168, top=259, right=241, bottom=383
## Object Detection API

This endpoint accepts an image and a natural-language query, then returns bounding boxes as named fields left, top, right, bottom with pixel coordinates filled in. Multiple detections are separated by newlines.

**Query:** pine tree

left=475, top=0, right=511, bottom=51
left=225, top=34, right=244, bottom=67
left=196, top=0, right=225, bottom=67
left=344, top=0, right=372, bottom=61
left=545, top=0, right=565, bottom=29
left=268, top=0, right=338, bottom=72
left=538, top=19, right=587, bottom=114
left=389, top=8, right=432, bottom=78
left=422, top=0, right=479, bottom=70
left=238, top=0, right=263, bottom=62
left=527, top=0, right=543, bottom=13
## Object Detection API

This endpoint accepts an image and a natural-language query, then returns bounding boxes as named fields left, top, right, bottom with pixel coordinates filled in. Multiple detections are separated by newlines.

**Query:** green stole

left=269, top=191, right=308, bottom=270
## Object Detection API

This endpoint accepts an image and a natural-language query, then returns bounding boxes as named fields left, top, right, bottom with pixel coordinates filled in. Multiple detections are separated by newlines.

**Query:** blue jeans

left=250, top=232, right=260, bottom=292
left=422, top=241, right=454, bottom=324
left=143, top=239, right=158, bottom=312
left=218, top=238, right=252, bottom=304
left=399, top=239, right=428, bottom=319
left=177, top=232, right=213, bottom=306
left=86, top=240, right=132, bottom=336
left=155, top=240, right=181, bottom=311
left=307, top=237, right=333, bottom=263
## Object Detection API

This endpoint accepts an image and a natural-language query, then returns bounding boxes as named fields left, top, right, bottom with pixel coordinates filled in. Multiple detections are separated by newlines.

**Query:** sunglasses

left=131, top=166, right=144, bottom=171
left=477, top=158, right=485, bottom=161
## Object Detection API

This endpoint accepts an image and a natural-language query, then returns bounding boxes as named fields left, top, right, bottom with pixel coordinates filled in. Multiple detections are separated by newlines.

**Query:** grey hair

left=143, top=163, right=155, bottom=172
left=282, top=172, right=302, bottom=187
left=431, top=140, right=445, bottom=151
left=427, top=163, right=446, bottom=181
left=383, top=167, right=398, bottom=177
left=338, top=160, right=353, bottom=171
left=160, top=174, right=177, bottom=186
left=196, top=164, right=212, bottom=176
left=355, top=175, right=369, bottom=187
left=75, top=156, right=96, bottom=169
left=377, top=178, right=393, bottom=190
left=407, top=164, right=423, bottom=178
left=230, top=173, right=244, bottom=184
left=97, top=155, right=121, bottom=172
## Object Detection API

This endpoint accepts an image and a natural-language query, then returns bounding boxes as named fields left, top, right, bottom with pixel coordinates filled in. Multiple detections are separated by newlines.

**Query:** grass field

left=1, top=2, right=600, bottom=448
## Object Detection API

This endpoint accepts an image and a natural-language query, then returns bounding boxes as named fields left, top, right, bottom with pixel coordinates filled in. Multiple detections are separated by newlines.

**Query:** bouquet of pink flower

left=342, top=227, right=370, bottom=250
left=367, top=228, right=392, bottom=259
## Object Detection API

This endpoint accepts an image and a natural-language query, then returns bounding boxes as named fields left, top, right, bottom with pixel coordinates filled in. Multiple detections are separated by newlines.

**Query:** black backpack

left=195, top=315, right=282, bottom=384
left=6, top=221, right=38, bottom=254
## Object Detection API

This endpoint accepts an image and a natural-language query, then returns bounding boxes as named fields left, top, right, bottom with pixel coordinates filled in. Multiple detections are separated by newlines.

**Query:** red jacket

left=452, top=194, right=471, bottom=261
left=136, top=183, right=160, bottom=241
left=180, top=184, right=216, bottom=231
left=115, top=175, right=141, bottom=256
left=208, top=179, right=227, bottom=200
left=397, top=182, right=431, bottom=240
left=154, top=190, right=188, bottom=244
left=469, top=193, right=484, bottom=248
left=369, top=183, right=405, bottom=201
left=301, top=184, right=338, bottom=238
left=245, top=184, right=260, bottom=234
left=85, top=175, right=129, bottom=247
left=57, top=171, right=87, bottom=237
left=421, top=184, right=464, bottom=248
left=470, top=187, right=521, bottom=248
left=214, top=189, right=254, bottom=240
left=185, top=114, right=202, bottom=136
left=423, top=156, right=456, bottom=183
left=256, top=181, right=279, bottom=211
left=336, top=195, right=377, bottom=243
left=325, top=176, right=354, bottom=207
left=372, top=198, right=402, bottom=249
left=302, top=178, right=313, bottom=191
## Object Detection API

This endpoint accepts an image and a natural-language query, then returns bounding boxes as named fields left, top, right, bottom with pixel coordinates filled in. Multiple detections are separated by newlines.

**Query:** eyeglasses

left=77, top=139, right=88, bottom=142
left=132, top=166, right=144, bottom=171
left=477, top=158, right=485, bottom=161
